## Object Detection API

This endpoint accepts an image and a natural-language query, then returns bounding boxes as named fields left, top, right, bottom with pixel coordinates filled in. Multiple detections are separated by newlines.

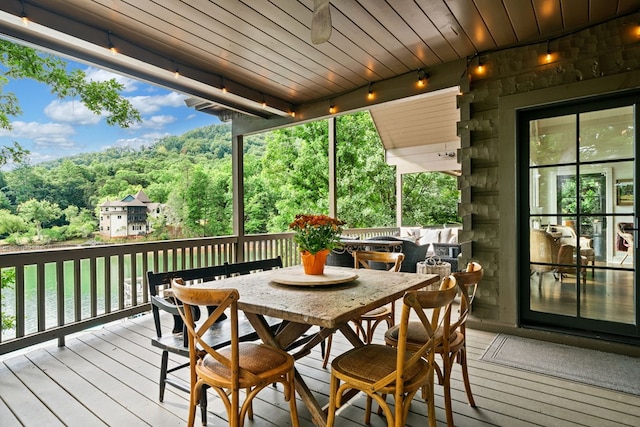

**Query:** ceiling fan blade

left=311, top=0, right=332, bottom=44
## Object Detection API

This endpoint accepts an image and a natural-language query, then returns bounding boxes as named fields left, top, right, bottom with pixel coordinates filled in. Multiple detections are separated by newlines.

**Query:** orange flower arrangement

left=289, top=214, right=345, bottom=255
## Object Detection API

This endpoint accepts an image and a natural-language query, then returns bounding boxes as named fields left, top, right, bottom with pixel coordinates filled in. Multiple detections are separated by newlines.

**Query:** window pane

left=580, top=106, right=634, bottom=162
left=530, top=115, right=576, bottom=166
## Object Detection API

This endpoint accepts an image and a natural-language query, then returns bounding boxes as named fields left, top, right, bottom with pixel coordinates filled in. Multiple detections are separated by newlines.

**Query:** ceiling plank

left=532, top=0, right=564, bottom=35
left=502, top=0, right=540, bottom=42
left=473, top=0, right=518, bottom=46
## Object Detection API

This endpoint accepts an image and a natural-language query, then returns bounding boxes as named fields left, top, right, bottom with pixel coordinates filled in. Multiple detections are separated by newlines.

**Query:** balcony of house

left=1, top=233, right=640, bottom=426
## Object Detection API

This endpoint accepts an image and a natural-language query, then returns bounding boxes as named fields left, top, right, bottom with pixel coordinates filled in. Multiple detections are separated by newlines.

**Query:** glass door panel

left=524, top=99, right=637, bottom=338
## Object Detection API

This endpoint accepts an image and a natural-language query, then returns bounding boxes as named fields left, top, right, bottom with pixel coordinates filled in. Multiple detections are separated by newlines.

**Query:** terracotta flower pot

left=300, top=249, right=330, bottom=275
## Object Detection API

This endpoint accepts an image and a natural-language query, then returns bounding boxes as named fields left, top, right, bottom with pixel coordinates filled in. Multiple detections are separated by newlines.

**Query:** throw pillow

left=420, top=228, right=441, bottom=244
left=440, top=227, right=452, bottom=243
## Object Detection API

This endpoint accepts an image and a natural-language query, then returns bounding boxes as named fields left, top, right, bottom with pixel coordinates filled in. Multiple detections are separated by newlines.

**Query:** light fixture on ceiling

left=417, top=69, right=429, bottom=87
left=107, top=31, right=117, bottom=55
left=329, top=99, right=335, bottom=114
left=261, top=94, right=267, bottom=108
left=221, top=76, right=227, bottom=93
left=173, top=64, right=180, bottom=79
left=367, top=82, right=374, bottom=100
left=290, top=109, right=296, bottom=118
left=545, top=40, right=552, bottom=62
left=476, top=56, right=485, bottom=75
left=19, top=0, right=29, bottom=26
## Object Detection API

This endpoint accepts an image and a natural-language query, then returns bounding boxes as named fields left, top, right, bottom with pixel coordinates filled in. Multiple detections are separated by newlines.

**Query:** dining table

left=196, top=265, right=440, bottom=427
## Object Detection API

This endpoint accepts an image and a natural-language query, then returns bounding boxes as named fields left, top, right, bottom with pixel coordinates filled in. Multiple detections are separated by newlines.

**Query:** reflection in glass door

left=522, top=98, right=638, bottom=339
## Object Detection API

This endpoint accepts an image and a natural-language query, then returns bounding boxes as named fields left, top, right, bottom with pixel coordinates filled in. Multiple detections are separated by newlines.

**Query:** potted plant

left=289, top=214, right=345, bottom=274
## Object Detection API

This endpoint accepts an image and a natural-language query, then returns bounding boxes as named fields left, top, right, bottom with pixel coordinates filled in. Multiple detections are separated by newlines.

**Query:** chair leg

left=200, top=385, right=208, bottom=425
left=459, top=347, right=476, bottom=407
left=326, top=374, right=339, bottom=427
left=286, top=370, right=300, bottom=427
left=442, top=354, right=455, bottom=427
left=159, top=351, right=169, bottom=401
left=322, top=334, right=333, bottom=369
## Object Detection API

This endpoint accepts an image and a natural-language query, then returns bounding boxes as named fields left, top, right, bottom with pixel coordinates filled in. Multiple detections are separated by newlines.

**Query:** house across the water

left=98, top=190, right=163, bottom=238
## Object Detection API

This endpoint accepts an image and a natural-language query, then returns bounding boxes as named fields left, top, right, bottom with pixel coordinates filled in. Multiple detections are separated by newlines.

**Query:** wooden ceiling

left=0, top=0, right=639, bottom=127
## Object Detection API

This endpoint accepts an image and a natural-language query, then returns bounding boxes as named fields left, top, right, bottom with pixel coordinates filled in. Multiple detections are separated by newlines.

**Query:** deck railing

left=0, top=227, right=397, bottom=355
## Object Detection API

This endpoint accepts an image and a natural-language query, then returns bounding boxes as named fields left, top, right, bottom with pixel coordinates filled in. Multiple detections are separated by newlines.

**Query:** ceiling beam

left=233, top=58, right=467, bottom=135
left=0, top=6, right=293, bottom=119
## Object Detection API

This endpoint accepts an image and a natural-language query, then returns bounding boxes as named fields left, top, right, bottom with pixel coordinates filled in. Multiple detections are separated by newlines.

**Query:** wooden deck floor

left=1, top=312, right=640, bottom=427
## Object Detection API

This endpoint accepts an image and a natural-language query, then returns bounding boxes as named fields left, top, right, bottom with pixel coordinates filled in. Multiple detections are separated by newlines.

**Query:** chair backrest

left=147, top=264, right=227, bottom=338
left=224, top=256, right=283, bottom=277
left=353, top=250, right=405, bottom=272
left=454, top=262, right=483, bottom=305
left=379, top=275, right=457, bottom=392
left=530, top=229, right=560, bottom=267
left=170, top=279, right=245, bottom=390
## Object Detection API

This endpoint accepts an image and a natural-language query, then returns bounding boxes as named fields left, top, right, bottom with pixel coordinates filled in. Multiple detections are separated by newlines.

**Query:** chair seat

left=385, top=322, right=458, bottom=348
left=360, top=306, right=391, bottom=318
left=199, top=342, right=294, bottom=388
left=331, top=344, right=429, bottom=388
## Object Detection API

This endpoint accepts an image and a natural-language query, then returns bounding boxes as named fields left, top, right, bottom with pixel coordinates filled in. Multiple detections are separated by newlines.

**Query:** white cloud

left=84, top=67, right=139, bottom=92
left=44, top=100, right=103, bottom=125
left=127, top=92, right=187, bottom=115
left=106, top=132, right=170, bottom=150
left=130, top=115, right=177, bottom=130
left=0, top=121, right=76, bottom=140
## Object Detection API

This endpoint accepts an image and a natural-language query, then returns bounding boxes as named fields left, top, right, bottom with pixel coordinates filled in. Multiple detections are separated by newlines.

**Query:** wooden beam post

left=232, top=133, right=245, bottom=262
left=328, top=117, right=338, bottom=218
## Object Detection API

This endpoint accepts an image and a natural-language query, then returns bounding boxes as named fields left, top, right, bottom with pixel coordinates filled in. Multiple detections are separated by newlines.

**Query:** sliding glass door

left=520, top=94, right=639, bottom=339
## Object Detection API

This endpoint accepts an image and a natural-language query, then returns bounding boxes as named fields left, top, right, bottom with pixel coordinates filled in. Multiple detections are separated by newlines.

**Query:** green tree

left=0, top=40, right=141, bottom=166
left=402, top=172, right=460, bottom=225
left=0, top=209, right=27, bottom=235
left=17, top=199, right=63, bottom=240
left=63, top=205, right=97, bottom=238
left=262, top=112, right=397, bottom=230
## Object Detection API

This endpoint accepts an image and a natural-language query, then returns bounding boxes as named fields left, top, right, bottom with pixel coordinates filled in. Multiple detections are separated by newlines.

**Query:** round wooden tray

left=270, top=267, right=358, bottom=287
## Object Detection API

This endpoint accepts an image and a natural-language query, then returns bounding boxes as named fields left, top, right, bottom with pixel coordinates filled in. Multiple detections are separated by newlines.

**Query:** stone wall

left=457, top=14, right=640, bottom=324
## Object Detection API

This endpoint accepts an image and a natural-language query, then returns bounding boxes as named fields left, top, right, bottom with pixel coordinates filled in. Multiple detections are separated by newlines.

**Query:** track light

left=107, top=31, right=117, bottom=55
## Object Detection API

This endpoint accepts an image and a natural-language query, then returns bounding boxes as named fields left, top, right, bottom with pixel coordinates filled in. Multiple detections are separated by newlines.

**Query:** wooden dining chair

left=171, top=278, right=300, bottom=427
left=384, top=261, right=483, bottom=426
left=326, top=275, right=458, bottom=427
left=321, top=250, right=404, bottom=368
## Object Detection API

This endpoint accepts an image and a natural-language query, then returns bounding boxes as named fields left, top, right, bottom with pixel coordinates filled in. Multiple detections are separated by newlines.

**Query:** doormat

left=480, top=334, right=640, bottom=395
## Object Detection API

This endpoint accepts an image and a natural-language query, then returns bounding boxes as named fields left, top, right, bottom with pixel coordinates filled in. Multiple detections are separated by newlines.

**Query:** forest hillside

left=0, top=111, right=459, bottom=245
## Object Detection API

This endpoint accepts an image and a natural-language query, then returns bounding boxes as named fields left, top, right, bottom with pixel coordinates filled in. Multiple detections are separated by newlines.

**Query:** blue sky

left=0, top=58, right=221, bottom=166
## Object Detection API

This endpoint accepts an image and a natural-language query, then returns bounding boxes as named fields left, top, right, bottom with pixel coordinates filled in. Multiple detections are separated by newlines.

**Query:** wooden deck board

left=2, top=311, right=640, bottom=427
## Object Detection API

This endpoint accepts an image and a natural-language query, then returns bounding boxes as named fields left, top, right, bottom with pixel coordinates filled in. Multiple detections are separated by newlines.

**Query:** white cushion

left=449, top=232, right=458, bottom=244
left=420, top=228, right=441, bottom=244
left=440, top=227, right=452, bottom=243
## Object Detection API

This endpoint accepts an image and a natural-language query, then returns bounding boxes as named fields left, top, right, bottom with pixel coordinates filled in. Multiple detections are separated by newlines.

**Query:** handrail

left=0, top=227, right=398, bottom=355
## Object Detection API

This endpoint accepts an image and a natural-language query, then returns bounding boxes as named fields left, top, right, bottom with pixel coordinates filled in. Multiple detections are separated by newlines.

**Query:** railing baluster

left=73, top=259, right=81, bottom=322
left=90, top=258, right=97, bottom=317
left=104, top=256, right=111, bottom=314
